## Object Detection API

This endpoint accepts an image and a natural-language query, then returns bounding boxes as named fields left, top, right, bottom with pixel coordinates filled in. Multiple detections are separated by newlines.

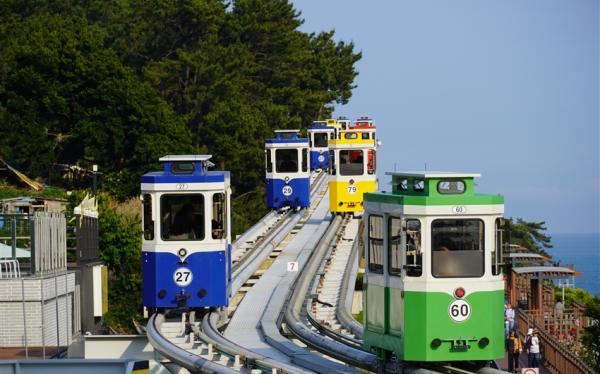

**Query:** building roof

left=512, top=266, right=581, bottom=278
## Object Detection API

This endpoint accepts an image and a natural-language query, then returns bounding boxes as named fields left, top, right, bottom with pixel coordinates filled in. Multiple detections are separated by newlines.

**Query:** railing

left=32, top=212, right=67, bottom=274
left=517, top=310, right=595, bottom=374
left=0, top=259, right=21, bottom=278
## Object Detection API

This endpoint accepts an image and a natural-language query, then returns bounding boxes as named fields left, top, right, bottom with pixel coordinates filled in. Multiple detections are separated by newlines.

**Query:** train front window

left=143, top=194, right=154, bottom=240
left=212, top=193, right=226, bottom=240
left=161, top=194, right=205, bottom=241
left=368, top=215, right=384, bottom=274
left=339, top=150, right=364, bottom=176
left=276, top=149, right=298, bottom=173
left=314, top=133, right=328, bottom=148
left=431, top=219, right=484, bottom=278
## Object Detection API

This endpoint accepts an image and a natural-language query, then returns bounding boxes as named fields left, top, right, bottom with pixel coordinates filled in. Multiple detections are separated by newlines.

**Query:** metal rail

left=197, top=313, right=311, bottom=374
left=283, top=215, right=380, bottom=372
left=336, top=221, right=364, bottom=338
left=147, top=313, right=239, bottom=374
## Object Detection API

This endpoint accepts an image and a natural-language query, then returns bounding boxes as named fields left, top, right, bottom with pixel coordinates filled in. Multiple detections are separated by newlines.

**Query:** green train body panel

left=364, top=285, right=504, bottom=362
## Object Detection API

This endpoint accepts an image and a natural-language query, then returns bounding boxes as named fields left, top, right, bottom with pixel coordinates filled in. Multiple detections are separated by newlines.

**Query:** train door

left=365, top=213, right=386, bottom=334
left=386, top=216, right=423, bottom=341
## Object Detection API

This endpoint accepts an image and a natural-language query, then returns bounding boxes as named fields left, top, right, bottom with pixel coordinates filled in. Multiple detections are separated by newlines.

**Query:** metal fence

left=517, top=309, right=595, bottom=374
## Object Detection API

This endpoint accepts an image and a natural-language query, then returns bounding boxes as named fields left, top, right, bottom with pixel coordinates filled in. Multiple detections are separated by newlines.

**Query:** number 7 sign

left=287, top=261, right=298, bottom=272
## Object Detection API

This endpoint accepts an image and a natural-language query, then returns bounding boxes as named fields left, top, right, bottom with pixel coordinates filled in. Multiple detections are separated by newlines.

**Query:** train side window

left=414, top=179, right=425, bottom=192
left=302, top=148, right=308, bottom=172
left=388, top=217, right=402, bottom=276
left=266, top=149, right=272, bottom=173
left=314, top=133, right=328, bottom=148
left=492, top=218, right=503, bottom=275
left=397, top=178, right=408, bottom=191
left=367, top=150, right=376, bottom=175
left=368, top=215, right=384, bottom=274
left=143, top=194, right=154, bottom=240
left=276, top=149, right=298, bottom=173
left=344, top=132, right=358, bottom=140
left=329, top=151, right=336, bottom=175
left=339, top=150, right=364, bottom=176
left=431, top=219, right=484, bottom=278
left=361, top=133, right=369, bottom=139
left=161, top=194, right=205, bottom=241
left=212, top=193, right=226, bottom=239
left=405, top=219, right=422, bottom=276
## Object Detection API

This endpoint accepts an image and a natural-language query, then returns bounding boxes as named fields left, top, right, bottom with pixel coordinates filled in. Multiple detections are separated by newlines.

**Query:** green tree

left=504, top=217, right=552, bottom=256
left=0, top=12, right=192, bottom=198
left=581, top=296, right=600, bottom=371
left=98, top=195, right=142, bottom=333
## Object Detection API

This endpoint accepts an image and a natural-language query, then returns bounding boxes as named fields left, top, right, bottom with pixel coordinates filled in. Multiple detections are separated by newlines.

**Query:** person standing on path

left=506, top=330, right=522, bottom=372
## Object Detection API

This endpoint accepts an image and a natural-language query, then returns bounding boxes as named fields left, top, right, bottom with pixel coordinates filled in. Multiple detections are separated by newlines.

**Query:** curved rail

left=147, top=313, right=239, bottom=374
left=335, top=224, right=364, bottom=338
left=283, top=215, right=379, bottom=372
left=198, top=313, right=311, bottom=374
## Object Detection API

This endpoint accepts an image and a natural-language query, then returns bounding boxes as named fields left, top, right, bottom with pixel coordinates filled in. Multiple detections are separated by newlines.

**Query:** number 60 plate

left=448, top=299, right=471, bottom=322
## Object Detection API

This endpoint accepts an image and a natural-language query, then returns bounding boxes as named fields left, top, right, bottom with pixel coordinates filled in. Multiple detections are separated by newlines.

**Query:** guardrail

left=517, top=309, right=595, bottom=374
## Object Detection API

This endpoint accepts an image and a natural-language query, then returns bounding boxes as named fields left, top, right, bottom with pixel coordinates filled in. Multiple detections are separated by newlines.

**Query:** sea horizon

left=547, top=232, right=599, bottom=297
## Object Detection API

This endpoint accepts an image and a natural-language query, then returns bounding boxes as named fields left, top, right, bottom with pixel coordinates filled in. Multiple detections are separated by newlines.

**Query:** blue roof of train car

left=140, top=171, right=227, bottom=183
left=265, top=130, right=308, bottom=144
left=141, top=155, right=228, bottom=183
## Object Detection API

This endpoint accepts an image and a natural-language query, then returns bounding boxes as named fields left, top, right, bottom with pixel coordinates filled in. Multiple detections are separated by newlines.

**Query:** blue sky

left=293, top=0, right=599, bottom=235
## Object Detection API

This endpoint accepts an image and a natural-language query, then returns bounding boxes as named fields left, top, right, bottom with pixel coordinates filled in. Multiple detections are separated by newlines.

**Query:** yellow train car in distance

left=328, top=121, right=377, bottom=215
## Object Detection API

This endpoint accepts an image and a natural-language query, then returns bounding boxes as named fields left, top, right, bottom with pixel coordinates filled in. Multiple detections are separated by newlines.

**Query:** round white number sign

left=347, top=185, right=358, bottom=194
left=282, top=185, right=293, bottom=196
left=448, top=299, right=471, bottom=322
left=173, top=267, right=193, bottom=287
left=317, top=154, right=325, bottom=162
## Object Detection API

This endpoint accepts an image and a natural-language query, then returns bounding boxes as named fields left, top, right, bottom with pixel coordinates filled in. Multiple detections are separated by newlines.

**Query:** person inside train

left=170, top=204, right=201, bottom=240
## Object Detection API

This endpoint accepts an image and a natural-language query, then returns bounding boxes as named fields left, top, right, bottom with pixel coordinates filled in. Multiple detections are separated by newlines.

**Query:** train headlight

left=454, top=287, right=465, bottom=298
left=479, top=337, right=489, bottom=347
left=284, top=176, right=290, bottom=183
left=178, top=248, right=187, bottom=258
left=431, top=338, right=442, bottom=348
left=349, top=179, right=355, bottom=185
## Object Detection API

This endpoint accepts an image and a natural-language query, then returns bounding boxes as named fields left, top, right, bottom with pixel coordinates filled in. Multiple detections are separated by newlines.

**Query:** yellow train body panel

left=329, top=178, right=377, bottom=213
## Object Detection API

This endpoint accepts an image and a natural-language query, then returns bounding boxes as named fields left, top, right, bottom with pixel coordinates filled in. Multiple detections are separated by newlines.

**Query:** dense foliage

left=97, top=195, right=143, bottom=333
left=0, top=0, right=360, bottom=201
left=0, top=0, right=360, bottom=332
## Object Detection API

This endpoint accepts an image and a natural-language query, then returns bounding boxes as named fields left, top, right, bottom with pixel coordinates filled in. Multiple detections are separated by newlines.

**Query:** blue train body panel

left=142, top=249, right=229, bottom=308
left=310, top=150, right=329, bottom=170
left=266, top=177, right=310, bottom=209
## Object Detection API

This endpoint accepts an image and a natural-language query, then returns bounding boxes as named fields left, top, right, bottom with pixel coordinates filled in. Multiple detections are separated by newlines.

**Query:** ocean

left=548, top=233, right=599, bottom=296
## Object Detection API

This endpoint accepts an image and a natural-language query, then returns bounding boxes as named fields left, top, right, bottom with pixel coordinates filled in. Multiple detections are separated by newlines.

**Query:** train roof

left=266, top=130, right=308, bottom=144
left=140, top=154, right=229, bottom=185
left=308, top=122, right=335, bottom=130
left=386, top=171, right=481, bottom=179
left=364, top=171, right=503, bottom=206
left=159, top=155, right=212, bottom=162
